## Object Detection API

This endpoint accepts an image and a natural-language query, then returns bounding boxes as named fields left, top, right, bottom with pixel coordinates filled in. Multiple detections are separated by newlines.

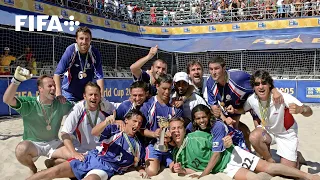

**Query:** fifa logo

left=15, top=15, right=80, bottom=32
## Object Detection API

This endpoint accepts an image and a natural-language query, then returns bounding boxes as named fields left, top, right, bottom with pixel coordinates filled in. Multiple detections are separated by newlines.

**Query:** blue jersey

left=186, top=120, right=227, bottom=152
left=92, top=124, right=144, bottom=173
left=54, top=43, right=103, bottom=102
left=207, top=70, right=253, bottom=114
left=133, top=70, right=157, bottom=96
left=140, top=96, right=183, bottom=132
left=116, top=100, right=135, bottom=120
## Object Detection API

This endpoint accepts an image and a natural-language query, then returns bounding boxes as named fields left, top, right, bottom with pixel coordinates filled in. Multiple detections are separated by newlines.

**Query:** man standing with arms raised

left=3, top=67, right=73, bottom=176
left=54, top=26, right=104, bottom=102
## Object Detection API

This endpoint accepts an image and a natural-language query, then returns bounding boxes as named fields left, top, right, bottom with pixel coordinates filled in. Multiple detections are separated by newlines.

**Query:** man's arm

left=61, top=132, right=84, bottom=161
left=3, top=66, right=32, bottom=106
left=289, top=103, right=313, bottom=117
left=197, top=152, right=221, bottom=178
left=3, top=83, right=18, bottom=107
left=92, top=115, right=115, bottom=136
left=53, top=74, right=62, bottom=96
left=54, top=45, right=73, bottom=96
left=96, top=79, right=104, bottom=97
left=140, top=129, right=161, bottom=138
left=271, top=88, right=284, bottom=104
left=130, top=45, right=158, bottom=79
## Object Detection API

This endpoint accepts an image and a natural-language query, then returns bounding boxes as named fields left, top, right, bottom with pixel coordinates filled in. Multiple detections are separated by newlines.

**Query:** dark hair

left=124, top=109, right=145, bottom=121
left=152, top=59, right=168, bottom=66
left=37, top=75, right=52, bottom=88
left=155, top=74, right=173, bottom=85
left=208, top=56, right=226, bottom=68
left=187, top=60, right=203, bottom=74
left=84, top=82, right=101, bottom=94
left=76, top=26, right=92, bottom=39
left=130, top=81, right=148, bottom=92
left=250, top=70, right=274, bottom=90
left=191, top=104, right=215, bottom=133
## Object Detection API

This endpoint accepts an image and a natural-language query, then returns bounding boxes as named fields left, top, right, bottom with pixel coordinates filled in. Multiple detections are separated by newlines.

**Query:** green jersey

left=10, top=96, right=73, bottom=142
left=172, top=130, right=234, bottom=174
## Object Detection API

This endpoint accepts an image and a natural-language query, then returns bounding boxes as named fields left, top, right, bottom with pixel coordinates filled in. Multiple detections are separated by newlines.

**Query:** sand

left=0, top=107, right=319, bottom=180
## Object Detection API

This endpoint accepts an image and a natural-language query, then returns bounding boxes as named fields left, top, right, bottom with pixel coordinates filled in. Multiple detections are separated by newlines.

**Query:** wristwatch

left=302, top=105, right=308, bottom=114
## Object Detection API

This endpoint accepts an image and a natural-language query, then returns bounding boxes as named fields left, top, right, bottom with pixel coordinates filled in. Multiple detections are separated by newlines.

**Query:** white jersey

left=61, top=99, right=115, bottom=152
left=172, top=92, right=208, bottom=121
left=244, top=92, right=302, bottom=134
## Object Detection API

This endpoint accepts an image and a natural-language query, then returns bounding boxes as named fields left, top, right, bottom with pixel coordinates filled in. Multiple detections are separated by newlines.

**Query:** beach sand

left=0, top=108, right=319, bottom=180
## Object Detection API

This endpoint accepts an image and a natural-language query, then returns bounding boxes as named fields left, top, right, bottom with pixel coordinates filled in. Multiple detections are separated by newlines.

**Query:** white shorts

left=223, top=146, right=260, bottom=178
left=268, top=129, right=298, bottom=162
left=85, top=169, right=109, bottom=180
left=30, top=139, right=62, bottom=161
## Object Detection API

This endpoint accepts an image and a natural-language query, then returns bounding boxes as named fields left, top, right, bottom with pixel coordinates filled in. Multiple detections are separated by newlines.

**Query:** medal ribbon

left=77, top=47, right=89, bottom=74
left=123, top=132, right=139, bottom=166
left=85, top=102, right=100, bottom=129
left=258, top=96, right=271, bottom=127
left=175, top=137, right=188, bottom=162
left=39, top=100, right=54, bottom=129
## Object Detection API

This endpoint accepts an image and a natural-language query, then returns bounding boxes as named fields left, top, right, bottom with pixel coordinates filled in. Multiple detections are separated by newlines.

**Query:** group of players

left=3, top=26, right=320, bottom=180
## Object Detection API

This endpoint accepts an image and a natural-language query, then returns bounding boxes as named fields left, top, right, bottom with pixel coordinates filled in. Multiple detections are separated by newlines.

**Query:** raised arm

left=3, top=66, right=32, bottom=106
left=130, top=45, right=158, bottom=79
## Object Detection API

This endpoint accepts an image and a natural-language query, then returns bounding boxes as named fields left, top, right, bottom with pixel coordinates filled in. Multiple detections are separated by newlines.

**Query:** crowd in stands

left=43, top=0, right=319, bottom=26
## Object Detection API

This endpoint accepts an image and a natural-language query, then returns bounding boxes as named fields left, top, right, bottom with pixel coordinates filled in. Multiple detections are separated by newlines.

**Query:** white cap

left=173, top=72, right=189, bottom=83
left=4, top=47, right=9, bottom=51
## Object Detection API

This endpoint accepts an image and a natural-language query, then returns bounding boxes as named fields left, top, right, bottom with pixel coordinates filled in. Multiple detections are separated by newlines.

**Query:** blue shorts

left=145, top=144, right=173, bottom=167
left=69, top=152, right=114, bottom=179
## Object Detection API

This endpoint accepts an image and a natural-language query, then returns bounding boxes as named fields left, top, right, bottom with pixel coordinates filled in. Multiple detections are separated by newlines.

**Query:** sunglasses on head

left=254, top=81, right=267, bottom=86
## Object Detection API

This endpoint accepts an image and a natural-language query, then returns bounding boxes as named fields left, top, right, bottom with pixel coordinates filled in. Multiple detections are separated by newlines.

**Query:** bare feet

left=26, top=167, right=37, bottom=179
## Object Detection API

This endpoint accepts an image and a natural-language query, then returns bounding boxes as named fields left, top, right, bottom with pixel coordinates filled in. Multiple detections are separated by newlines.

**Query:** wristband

left=11, top=77, right=21, bottom=85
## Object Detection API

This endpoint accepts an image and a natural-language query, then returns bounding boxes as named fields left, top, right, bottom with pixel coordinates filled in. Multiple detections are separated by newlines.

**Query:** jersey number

left=242, top=158, right=253, bottom=169
left=191, top=158, right=201, bottom=168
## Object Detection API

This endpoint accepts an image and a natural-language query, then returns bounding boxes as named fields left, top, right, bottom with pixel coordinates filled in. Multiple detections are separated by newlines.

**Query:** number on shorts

left=241, top=158, right=253, bottom=169
left=191, top=158, right=201, bottom=168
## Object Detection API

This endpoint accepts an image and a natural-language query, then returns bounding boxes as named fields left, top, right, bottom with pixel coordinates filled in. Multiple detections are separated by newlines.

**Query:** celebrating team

left=3, top=27, right=319, bottom=180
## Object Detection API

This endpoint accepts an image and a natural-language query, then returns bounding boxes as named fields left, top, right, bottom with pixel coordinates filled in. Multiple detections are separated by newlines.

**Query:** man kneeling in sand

left=169, top=117, right=320, bottom=180
left=27, top=109, right=145, bottom=180
left=3, top=66, right=74, bottom=175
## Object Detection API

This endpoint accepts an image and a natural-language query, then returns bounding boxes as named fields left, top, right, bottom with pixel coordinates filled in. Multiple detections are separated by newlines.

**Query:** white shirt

left=61, top=99, right=115, bottom=152
left=244, top=92, right=302, bottom=134
left=172, top=92, right=209, bottom=121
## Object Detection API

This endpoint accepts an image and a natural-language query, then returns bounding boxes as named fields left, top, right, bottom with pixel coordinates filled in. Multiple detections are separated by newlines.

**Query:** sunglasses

left=254, top=81, right=267, bottom=86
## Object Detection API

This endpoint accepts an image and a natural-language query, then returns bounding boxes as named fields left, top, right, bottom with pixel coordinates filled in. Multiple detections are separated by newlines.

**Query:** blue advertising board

left=297, top=80, right=320, bottom=103
left=273, top=80, right=297, bottom=97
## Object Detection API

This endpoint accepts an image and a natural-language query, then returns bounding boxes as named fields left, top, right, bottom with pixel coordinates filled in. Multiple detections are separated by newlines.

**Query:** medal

left=83, top=72, right=87, bottom=78
left=46, top=125, right=52, bottom=131
left=77, top=49, right=89, bottom=80
left=220, top=102, right=225, bottom=107
left=39, top=99, right=54, bottom=131
left=258, top=96, right=271, bottom=128
left=134, top=156, right=139, bottom=164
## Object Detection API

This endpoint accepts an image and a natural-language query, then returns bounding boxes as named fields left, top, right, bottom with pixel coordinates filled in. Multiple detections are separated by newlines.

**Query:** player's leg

left=83, top=169, right=110, bottom=180
left=15, top=140, right=39, bottom=174
left=145, top=145, right=162, bottom=176
left=249, top=128, right=274, bottom=162
left=275, top=131, right=299, bottom=168
left=26, top=161, right=75, bottom=180
left=238, top=121, right=251, bottom=151
left=255, top=159, right=320, bottom=180
left=234, top=167, right=259, bottom=180
left=44, top=140, right=71, bottom=168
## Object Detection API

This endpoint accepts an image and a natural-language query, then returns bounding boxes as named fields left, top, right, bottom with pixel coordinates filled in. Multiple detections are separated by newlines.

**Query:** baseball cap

left=173, top=72, right=189, bottom=83
left=4, top=47, right=9, bottom=51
